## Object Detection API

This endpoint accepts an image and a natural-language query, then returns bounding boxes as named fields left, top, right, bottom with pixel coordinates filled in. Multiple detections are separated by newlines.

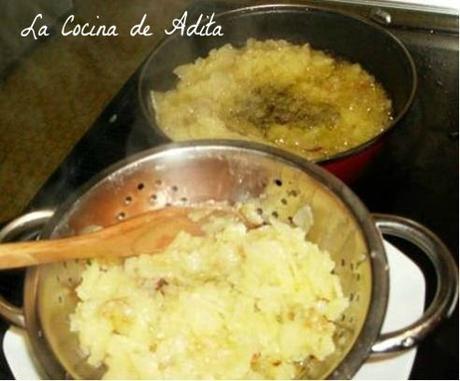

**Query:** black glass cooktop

left=0, top=1, right=458, bottom=379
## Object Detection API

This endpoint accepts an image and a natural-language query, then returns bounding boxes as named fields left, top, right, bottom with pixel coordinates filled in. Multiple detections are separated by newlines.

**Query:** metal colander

left=0, top=141, right=457, bottom=379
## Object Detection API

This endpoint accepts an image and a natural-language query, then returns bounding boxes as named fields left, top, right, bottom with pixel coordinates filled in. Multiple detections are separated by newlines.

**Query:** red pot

left=138, top=4, right=417, bottom=183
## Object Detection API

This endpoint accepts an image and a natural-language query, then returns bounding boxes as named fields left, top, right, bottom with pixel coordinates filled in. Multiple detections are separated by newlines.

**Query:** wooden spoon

left=0, top=207, right=240, bottom=270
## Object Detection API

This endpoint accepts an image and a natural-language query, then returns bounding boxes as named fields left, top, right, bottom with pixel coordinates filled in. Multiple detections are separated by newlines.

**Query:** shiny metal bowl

left=0, top=141, right=457, bottom=379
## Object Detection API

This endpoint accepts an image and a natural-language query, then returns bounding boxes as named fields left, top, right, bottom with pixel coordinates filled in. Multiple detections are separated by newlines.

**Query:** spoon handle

left=0, top=208, right=201, bottom=270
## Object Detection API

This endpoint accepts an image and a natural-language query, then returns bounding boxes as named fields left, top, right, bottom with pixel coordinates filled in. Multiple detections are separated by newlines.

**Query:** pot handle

left=370, top=213, right=458, bottom=355
left=0, top=210, right=54, bottom=328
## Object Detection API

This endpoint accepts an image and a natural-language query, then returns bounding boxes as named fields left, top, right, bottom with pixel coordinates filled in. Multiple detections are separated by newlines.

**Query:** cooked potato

left=152, top=39, right=392, bottom=160
left=70, top=209, right=348, bottom=379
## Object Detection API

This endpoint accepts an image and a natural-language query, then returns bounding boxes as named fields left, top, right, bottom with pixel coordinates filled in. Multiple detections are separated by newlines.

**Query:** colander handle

left=371, top=213, right=459, bottom=354
left=0, top=209, right=54, bottom=328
